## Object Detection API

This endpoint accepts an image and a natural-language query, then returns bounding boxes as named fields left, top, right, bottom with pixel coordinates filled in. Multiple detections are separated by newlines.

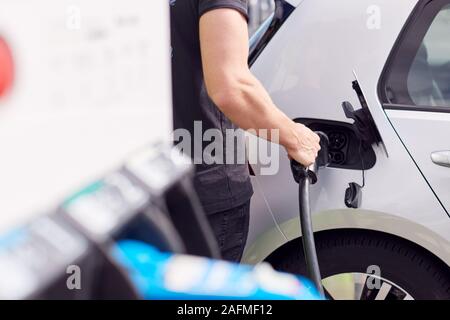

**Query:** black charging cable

left=297, top=166, right=324, bottom=297
left=359, top=139, right=366, bottom=188
left=291, top=132, right=329, bottom=298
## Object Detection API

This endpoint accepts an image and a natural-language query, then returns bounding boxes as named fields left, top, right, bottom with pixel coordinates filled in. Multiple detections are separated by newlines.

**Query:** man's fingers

left=288, top=124, right=325, bottom=167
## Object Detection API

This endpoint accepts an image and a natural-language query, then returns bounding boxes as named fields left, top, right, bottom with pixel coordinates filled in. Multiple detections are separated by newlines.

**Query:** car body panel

left=386, top=110, right=450, bottom=212
left=244, top=0, right=450, bottom=266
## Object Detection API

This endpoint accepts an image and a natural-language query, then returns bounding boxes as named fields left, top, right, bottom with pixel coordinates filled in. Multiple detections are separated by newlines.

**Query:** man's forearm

left=208, top=70, right=301, bottom=152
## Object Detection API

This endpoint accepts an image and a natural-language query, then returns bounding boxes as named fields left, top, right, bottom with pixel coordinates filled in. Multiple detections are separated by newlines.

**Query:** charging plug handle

left=291, top=132, right=330, bottom=185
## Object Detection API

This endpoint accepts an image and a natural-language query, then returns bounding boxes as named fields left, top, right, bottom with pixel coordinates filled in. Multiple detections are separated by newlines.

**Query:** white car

left=243, top=0, right=450, bottom=300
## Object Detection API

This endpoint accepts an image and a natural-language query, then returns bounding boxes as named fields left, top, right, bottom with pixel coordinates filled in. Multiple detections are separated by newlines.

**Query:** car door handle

left=431, top=151, right=450, bottom=168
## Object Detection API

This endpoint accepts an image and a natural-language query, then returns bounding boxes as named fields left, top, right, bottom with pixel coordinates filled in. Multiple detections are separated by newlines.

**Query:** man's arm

left=199, top=8, right=320, bottom=166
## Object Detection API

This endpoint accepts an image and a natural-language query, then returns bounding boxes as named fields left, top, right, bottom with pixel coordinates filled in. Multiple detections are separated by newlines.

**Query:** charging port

left=294, top=118, right=376, bottom=170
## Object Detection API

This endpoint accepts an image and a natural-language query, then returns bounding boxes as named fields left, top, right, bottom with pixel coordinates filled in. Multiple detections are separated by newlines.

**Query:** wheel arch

left=242, top=209, right=450, bottom=268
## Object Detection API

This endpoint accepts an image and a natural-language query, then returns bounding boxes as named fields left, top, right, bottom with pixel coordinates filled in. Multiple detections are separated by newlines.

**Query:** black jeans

left=206, top=200, right=251, bottom=263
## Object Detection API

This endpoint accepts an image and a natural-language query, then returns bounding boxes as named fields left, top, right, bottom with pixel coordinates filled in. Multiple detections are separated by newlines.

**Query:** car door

left=380, top=0, right=450, bottom=212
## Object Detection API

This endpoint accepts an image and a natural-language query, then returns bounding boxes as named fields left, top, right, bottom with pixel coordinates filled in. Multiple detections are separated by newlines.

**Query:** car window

left=249, top=14, right=274, bottom=55
left=381, top=0, right=450, bottom=111
left=247, top=0, right=295, bottom=66
left=248, top=0, right=275, bottom=35
left=408, top=4, right=450, bottom=107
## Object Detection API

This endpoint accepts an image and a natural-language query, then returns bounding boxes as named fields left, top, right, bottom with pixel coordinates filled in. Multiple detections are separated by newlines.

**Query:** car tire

left=269, top=229, right=450, bottom=300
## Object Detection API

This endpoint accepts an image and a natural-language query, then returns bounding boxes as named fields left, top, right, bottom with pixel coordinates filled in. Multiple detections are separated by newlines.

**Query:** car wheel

left=269, top=229, right=450, bottom=300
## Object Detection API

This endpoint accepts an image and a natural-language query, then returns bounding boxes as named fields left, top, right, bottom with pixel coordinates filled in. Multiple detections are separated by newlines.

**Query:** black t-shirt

left=170, top=0, right=253, bottom=214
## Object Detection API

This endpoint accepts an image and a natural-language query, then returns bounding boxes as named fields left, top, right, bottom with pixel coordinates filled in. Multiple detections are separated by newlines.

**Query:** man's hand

left=286, top=124, right=321, bottom=167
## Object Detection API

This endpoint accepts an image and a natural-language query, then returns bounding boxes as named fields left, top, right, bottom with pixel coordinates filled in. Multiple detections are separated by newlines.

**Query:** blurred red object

left=0, top=36, right=14, bottom=98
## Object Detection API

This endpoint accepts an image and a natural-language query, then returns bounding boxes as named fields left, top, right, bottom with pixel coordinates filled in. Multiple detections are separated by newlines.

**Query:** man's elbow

left=209, top=88, right=240, bottom=112
left=207, top=76, right=252, bottom=114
